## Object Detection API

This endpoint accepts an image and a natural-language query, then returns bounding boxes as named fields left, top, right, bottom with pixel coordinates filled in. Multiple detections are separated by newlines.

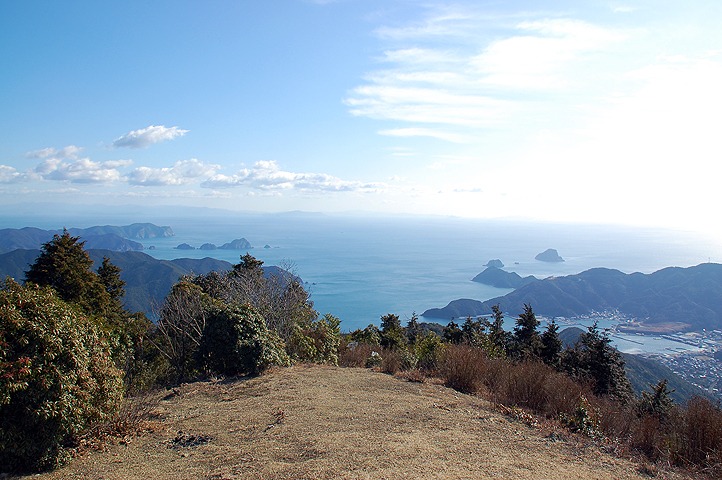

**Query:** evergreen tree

left=443, top=320, right=463, bottom=344
left=380, top=313, right=406, bottom=350
left=489, top=304, right=508, bottom=353
left=637, top=379, right=675, bottom=420
left=461, top=316, right=485, bottom=346
left=575, top=322, right=634, bottom=402
left=25, top=230, right=112, bottom=316
left=406, top=312, right=421, bottom=344
left=97, top=256, right=125, bottom=314
left=512, top=304, right=541, bottom=359
left=540, top=319, right=563, bottom=367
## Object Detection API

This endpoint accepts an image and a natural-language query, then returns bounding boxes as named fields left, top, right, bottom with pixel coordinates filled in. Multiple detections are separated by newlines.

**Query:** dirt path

left=33, top=365, right=666, bottom=479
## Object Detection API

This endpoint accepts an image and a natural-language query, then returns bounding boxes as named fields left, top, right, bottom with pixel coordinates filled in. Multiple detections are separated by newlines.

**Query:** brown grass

left=25, top=365, right=661, bottom=480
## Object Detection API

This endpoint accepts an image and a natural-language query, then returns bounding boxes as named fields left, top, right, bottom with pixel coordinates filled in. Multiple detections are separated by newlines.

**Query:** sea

left=5, top=209, right=722, bottom=355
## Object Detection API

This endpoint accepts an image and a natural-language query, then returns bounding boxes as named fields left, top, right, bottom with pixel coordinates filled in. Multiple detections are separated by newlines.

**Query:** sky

left=1, top=1, right=721, bottom=235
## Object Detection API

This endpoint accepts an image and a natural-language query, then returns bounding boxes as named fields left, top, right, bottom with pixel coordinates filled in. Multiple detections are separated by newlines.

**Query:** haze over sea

left=4, top=207, right=722, bottom=353
left=24, top=208, right=717, bottom=327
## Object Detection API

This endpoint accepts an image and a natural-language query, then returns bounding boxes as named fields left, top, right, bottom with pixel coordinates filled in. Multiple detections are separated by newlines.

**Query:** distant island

left=0, top=223, right=173, bottom=253
left=423, top=263, right=722, bottom=332
left=535, top=248, right=564, bottom=262
left=484, top=259, right=504, bottom=268
left=472, top=266, right=537, bottom=289
left=174, top=238, right=252, bottom=251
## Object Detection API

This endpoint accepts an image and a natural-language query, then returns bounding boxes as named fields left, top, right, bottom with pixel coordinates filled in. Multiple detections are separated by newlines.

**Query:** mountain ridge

left=423, top=263, right=722, bottom=332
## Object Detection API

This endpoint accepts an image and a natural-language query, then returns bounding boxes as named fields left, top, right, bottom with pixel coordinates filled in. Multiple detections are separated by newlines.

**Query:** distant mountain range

left=0, top=223, right=174, bottom=253
left=0, top=249, right=231, bottom=315
left=423, top=263, right=722, bottom=332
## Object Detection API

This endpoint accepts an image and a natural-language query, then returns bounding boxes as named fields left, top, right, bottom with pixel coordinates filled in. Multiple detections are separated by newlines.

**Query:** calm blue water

left=132, top=213, right=721, bottom=338
left=5, top=210, right=721, bottom=353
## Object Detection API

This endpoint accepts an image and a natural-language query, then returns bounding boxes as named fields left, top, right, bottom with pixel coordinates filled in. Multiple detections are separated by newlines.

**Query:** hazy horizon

left=2, top=1, right=722, bottom=239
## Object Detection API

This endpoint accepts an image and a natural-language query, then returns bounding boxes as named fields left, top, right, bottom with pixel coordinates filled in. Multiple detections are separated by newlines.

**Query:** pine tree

left=25, top=230, right=112, bottom=316
left=380, top=313, right=406, bottom=350
left=540, top=319, right=563, bottom=367
left=512, top=304, right=541, bottom=359
left=577, top=322, right=634, bottom=402
left=406, top=312, right=421, bottom=344
left=443, top=320, right=463, bottom=344
left=489, top=304, right=508, bottom=353
left=637, top=379, right=675, bottom=420
left=97, top=256, right=125, bottom=313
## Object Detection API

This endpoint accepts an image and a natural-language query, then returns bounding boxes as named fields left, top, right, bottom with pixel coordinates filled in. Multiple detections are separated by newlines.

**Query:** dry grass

left=22, top=365, right=670, bottom=480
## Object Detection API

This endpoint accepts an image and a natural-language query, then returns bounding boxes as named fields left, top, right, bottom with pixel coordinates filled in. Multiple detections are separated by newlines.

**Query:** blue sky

left=1, top=1, right=721, bottom=235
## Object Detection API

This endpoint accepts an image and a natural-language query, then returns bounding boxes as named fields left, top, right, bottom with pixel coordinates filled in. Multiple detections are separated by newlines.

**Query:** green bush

left=414, top=332, right=445, bottom=370
left=198, top=303, right=290, bottom=376
left=0, top=280, right=123, bottom=472
left=287, top=313, right=341, bottom=365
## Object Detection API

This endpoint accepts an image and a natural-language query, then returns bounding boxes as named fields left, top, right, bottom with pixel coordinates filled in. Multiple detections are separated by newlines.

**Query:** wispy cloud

left=34, top=158, right=133, bottom=183
left=113, top=125, right=189, bottom=149
left=379, top=127, right=468, bottom=143
left=202, top=160, right=385, bottom=193
left=347, top=9, right=627, bottom=141
left=128, top=158, right=220, bottom=186
left=26, top=145, right=83, bottom=160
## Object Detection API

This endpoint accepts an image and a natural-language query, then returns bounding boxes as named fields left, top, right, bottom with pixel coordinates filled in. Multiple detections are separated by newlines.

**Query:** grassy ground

left=27, top=365, right=685, bottom=480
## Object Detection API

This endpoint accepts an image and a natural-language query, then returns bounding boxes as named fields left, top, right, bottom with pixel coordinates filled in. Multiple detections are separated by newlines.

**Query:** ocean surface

left=6, top=210, right=721, bottom=354
left=133, top=213, right=721, bottom=346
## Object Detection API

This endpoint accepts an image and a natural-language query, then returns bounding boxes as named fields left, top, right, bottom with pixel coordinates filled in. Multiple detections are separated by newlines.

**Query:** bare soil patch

left=29, top=365, right=678, bottom=479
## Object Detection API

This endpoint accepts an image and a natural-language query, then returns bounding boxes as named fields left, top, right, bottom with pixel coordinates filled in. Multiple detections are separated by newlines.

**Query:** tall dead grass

left=436, top=344, right=722, bottom=476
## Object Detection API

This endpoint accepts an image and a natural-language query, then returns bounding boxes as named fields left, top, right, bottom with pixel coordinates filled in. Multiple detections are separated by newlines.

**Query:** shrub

left=672, top=396, right=722, bottom=470
left=414, top=332, right=445, bottom=371
left=440, top=344, right=487, bottom=394
left=380, top=348, right=417, bottom=374
left=0, top=281, right=123, bottom=472
left=338, top=341, right=376, bottom=367
left=287, top=313, right=341, bottom=365
left=197, top=303, right=290, bottom=376
left=365, top=351, right=383, bottom=368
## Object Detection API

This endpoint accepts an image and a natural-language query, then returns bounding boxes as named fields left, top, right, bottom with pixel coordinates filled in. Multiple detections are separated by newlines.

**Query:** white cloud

left=0, top=165, right=24, bottom=183
left=347, top=12, right=627, bottom=141
left=35, top=158, right=132, bottom=183
left=128, top=158, right=220, bottom=186
left=202, top=160, right=385, bottom=193
left=113, top=125, right=189, bottom=148
left=26, top=145, right=83, bottom=159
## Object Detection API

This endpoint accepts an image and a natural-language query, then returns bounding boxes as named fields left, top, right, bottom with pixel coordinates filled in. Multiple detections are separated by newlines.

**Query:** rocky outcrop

left=535, top=248, right=564, bottom=262
left=219, top=238, right=252, bottom=250
left=484, top=259, right=504, bottom=268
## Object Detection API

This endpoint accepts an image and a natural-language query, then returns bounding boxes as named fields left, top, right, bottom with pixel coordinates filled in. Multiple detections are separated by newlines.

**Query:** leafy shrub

left=0, top=281, right=123, bottom=472
left=561, top=395, right=601, bottom=437
left=287, top=313, right=341, bottom=365
left=349, top=324, right=381, bottom=346
left=365, top=351, right=383, bottom=368
left=198, top=303, right=290, bottom=376
left=414, top=332, right=445, bottom=371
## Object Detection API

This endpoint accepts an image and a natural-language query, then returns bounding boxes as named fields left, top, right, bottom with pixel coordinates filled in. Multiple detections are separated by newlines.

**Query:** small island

left=219, top=238, right=252, bottom=250
left=175, top=243, right=195, bottom=250
left=535, top=248, right=564, bottom=262
left=200, top=243, right=217, bottom=250
left=484, top=259, right=504, bottom=268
